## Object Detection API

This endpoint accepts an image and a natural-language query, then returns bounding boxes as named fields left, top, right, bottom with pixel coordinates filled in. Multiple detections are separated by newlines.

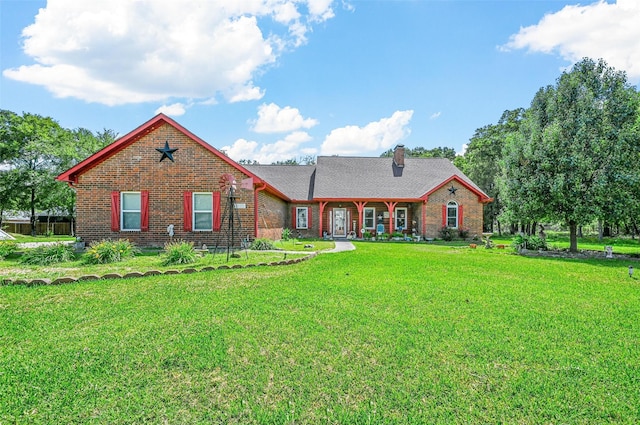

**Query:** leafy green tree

left=500, top=58, right=639, bottom=252
left=0, top=110, right=114, bottom=236
left=380, top=146, right=456, bottom=161
left=462, top=109, right=524, bottom=234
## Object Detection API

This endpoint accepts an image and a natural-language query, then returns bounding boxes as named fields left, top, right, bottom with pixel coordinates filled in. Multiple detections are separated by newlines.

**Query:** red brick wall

left=76, top=123, right=256, bottom=247
left=424, top=183, right=484, bottom=238
left=255, top=190, right=287, bottom=240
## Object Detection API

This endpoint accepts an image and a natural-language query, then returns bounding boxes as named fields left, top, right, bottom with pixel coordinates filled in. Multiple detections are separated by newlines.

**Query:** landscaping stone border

left=1, top=252, right=317, bottom=287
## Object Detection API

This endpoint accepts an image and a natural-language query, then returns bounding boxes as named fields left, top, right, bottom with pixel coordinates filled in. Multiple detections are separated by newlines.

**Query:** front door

left=333, top=208, right=347, bottom=237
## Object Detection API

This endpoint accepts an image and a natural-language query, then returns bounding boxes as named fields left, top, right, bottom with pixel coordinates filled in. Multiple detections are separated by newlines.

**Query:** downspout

left=254, top=183, right=267, bottom=238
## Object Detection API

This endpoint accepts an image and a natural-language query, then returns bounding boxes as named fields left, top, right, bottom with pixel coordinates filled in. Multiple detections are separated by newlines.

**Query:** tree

left=500, top=58, right=639, bottom=252
left=0, top=110, right=115, bottom=236
left=380, top=146, right=456, bottom=161
left=462, top=109, right=524, bottom=234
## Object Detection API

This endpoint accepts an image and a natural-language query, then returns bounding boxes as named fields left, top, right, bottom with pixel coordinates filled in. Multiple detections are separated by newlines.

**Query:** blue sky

left=1, top=0, right=639, bottom=163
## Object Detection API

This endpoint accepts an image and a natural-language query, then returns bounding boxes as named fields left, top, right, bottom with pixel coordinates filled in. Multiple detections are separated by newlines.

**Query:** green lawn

left=1, top=243, right=639, bottom=423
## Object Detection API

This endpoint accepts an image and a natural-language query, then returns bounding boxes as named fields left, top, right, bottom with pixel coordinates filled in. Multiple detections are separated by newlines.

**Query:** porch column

left=421, top=200, right=427, bottom=236
left=383, top=201, right=398, bottom=234
left=353, top=201, right=367, bottom=235
left=318, top=201, right=328, bottom=238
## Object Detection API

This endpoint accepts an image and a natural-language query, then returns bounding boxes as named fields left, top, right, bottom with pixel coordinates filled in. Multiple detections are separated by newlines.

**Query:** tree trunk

left=497, top=220, right=502, bottom=236
left=569, top=222, right=578, bottom=253
left=30, top=188, right=37, bottom=237
left=598, top=220, right=603, bottom=241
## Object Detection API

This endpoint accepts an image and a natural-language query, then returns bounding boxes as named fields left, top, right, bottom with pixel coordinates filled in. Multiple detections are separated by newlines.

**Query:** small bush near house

left=458, top=227, right=470, bottom=239
left=21, top=243, right=75, bottom=266
left=281, top=228, right=292, bottom=241
left=84, top=239, right=139, bottom=264
left=0, top=240, right=18, bottom=260
left=163, top=240, right=197, bottom=265
left=438, top=226, right=456, bottom=241
left=250, top=238, right=277, bottom=251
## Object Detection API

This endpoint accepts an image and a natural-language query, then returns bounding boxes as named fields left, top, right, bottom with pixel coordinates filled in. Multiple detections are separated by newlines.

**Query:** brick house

left=57, top=114, right=491, bottom=247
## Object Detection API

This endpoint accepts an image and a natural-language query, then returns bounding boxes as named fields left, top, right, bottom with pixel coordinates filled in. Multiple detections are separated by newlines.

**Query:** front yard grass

left=1, top=243, right=639, bottom=423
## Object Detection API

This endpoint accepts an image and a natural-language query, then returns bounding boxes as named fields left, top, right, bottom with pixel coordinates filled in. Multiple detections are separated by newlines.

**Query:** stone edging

left=1, top=252, right=317, bottom=287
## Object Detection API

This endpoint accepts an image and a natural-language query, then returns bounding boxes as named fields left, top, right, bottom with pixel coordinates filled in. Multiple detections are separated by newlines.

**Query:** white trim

left=121, top=191, right=141, bottom=231
left=363, top=207, right=375, bottom=229
left=296, top=207, right=309, bottom=229
left=193, top=192, right=213, bottom=231
left=447, top=201, right=458, bottom=229
left=395, top=207, right=407, bottom=232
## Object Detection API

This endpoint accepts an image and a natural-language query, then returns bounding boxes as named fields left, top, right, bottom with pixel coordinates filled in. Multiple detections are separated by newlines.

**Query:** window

left=363, top=207, right=375, bottom=229
left=193, top=193, right=213, bottom=231
left=395, top=207, right=407, bottom=231
left=296, top=207, right=308, bottom=229
left=447, top=201, right=458, bottom=228
left=121, top=192, right=141, bottom=231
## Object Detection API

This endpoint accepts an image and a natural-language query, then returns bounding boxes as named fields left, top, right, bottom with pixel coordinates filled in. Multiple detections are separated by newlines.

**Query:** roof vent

left=393, top=144, right=405, bottom=168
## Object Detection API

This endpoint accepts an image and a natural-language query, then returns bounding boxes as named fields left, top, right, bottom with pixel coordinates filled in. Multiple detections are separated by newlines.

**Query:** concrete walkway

left=323, top=239, right=356, bottom=253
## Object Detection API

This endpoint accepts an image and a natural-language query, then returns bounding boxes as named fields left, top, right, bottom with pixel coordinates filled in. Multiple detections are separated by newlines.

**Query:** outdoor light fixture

left=629, top=265, right=634, bottom=278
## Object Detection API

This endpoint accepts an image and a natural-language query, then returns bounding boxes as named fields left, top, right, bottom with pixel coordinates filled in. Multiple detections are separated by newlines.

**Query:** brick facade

left=76, top=123, right=256, bottom=247
left=424, top=183, right=484, bottom=238
left=60, top=115, right=489, bottom=246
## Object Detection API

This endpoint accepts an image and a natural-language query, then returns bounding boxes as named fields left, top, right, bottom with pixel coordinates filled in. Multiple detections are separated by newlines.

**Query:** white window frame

left=363, top=207, right=376, bottom=229
left=193, top=192, right=213, bottom=231
left=121, top=192, right=141, bottom=231
left=296, top=207, right=309, bottom=230
left=447, top=201, right=458, bottom=228
left=395, top=207, right=407, bottom=231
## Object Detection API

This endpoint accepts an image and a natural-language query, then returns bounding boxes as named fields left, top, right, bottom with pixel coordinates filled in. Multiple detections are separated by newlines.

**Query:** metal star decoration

left=448, top=185, right=457, bottom=195
left=156, top=140, right=178, bottom=162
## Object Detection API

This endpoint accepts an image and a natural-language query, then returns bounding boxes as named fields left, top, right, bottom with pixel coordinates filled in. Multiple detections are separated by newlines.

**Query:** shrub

left=21, top=243, right=75, bottom=266
left=0, top=241, right=18, bottom=260
left=281, top=228, right=292, bottom=241
left=458, top=227, right=470, bottom=239
left=438, top=226, right=455, bottom=241
left=250, top=238, right=277, bottom=251
left=512, top=234, right=547, bottom=251
left=163, top=240, right=197, bottom=265
left=84, top=239, right=139, bottom=264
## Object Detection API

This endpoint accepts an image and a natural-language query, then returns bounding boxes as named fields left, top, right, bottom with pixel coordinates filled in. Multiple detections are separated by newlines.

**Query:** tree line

left=0, top=110, right=115, bottom=236
left=457, top=58, right=640, bottom=252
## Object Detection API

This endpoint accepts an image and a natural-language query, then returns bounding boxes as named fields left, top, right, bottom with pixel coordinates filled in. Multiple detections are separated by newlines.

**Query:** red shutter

left=458, top=205, right=464, bottom=228
left=441, top=204, right=447, bottom=227
left=292, top=206, right=297, bottom=229
left=141, top=190, right=149, bottom=231
left=111, top=191, right=120, bottom=231
left=307, top=207, right=312, bottom=230
left=183, top=191, right=192, bottom=231
left=213, top=192, right=221, bottom=231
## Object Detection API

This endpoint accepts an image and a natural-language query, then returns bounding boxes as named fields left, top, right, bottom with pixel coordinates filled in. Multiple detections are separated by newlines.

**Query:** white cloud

left=501, top=0, right=640, bottom=80
left=222, top=131, right=316, bottom=164
left=3, top=0, right=338, bottom=106
left=430, top=111, right=441, bottom=120
left=251, top=103, right=318, bottom=133
left=155, top=103, right=187, bottom=117
left=320, top=110, right=413, bottom=156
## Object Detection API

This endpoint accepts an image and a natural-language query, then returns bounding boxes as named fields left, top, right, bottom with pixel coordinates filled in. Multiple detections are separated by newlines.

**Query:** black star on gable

left=448, top=185, right=457, bottom=195
left=156, top=140, right=178, bottom=162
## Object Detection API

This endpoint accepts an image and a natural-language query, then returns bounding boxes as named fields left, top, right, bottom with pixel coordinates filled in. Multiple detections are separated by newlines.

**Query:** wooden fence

left=3, top=222, right=72, bottom=236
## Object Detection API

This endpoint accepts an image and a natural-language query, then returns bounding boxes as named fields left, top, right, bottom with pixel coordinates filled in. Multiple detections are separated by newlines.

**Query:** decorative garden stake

left=629, top=266, right=634, bottom=278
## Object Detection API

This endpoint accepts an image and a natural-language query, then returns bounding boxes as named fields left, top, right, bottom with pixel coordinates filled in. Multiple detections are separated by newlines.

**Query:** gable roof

left=244, top=164, right=315, bottom=201
left=249, top=156, right=490, bottom=202
left=56, top=114, right=265, bottom=187
left=313, top=156, right=489, bottom=201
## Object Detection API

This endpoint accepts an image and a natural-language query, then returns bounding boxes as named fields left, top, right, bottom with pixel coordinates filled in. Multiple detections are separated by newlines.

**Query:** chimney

left=393, top=144, right=405, bottom=168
